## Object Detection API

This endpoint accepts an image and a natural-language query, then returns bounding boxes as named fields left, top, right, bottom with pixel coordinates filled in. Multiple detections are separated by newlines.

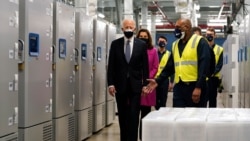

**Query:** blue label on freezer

left=29, top=33, right=39, bottom=57
left=245, top=46, right=248, bottom=61
left=59, top=38, right=66, bottom=58
left=81, top=43, right=87, bottom=60
left=97, top=47, right=102, bottom=61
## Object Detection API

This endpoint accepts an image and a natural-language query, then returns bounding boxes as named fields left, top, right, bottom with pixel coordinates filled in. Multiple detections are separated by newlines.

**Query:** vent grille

left=112, top=101, right=116, bottom=120
left=88, top=109, right=93, bottom=134
left=74, top=113, right=79, bottom=140
left=6, top=135, right=18, bottom=141
left=43, top=124, right=52, bottom=141
left=102, top=104, right=106, bottom=126
left=68, top=116, right=75, bottom=141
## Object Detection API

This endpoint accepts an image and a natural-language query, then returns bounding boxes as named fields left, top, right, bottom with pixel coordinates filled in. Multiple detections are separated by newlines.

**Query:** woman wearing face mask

left=136, top=28, right=159, bottom=141
left=143, top=18, right=211, bottom=108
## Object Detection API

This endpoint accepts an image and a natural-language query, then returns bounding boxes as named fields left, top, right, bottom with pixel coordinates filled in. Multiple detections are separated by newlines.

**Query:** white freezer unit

left=74, top=12, right=94, bottom=140
left=53, top=114, right=75, bottom=141
left=52, top=2, right=75, bottom=141
left=221, top=34, right=239, bottom=108
left=18, top=0, right=53, bottom=140
left=0, top=133, right=18, bottom=141
left=18, top=121, right=53, bottom=141
left=74, top=108, right=93, bottom=141
left=93, top=19, right=107, bottom=132
left=244, top=14, right=250, bottom=108
left=237, top=14, right=250, bottom=108
left=244, top=46, right=250, bottom=108
left=105, top=23, right=116, bottom=126
left=238, top=20, right=246, bottom=108
left=0, top=0, right=18, bottom=139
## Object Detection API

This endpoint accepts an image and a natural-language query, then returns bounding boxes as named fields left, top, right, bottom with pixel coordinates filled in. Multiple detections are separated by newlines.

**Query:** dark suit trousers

left=208, top=77, right=220, bottom=107
left=173, top=81, right=207, bottom=107
left=115, top=78, right=141, bottom=141
left=155, top=80, right=169, bottom=110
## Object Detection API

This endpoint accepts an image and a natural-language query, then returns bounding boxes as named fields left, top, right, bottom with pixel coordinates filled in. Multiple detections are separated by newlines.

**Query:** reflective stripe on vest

left=172, top=34, right=202, bottom=83
left=155, top=50, right=171, bottom=78
left=214, top=44, right=223, bottom=77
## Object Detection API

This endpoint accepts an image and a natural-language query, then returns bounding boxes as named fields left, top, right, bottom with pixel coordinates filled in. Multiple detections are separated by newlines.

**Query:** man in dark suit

left=107, top=18, right=149, bottom=141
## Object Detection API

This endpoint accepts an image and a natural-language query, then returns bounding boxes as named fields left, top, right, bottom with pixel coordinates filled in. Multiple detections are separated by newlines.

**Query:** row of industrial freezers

left=0, top=0, right=116, bottom=141
left=220, top=9, right=250, bottom=108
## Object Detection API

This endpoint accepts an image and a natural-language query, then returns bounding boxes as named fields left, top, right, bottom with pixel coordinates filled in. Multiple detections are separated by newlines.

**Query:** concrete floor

left=86, top=92, right=224, bottom=141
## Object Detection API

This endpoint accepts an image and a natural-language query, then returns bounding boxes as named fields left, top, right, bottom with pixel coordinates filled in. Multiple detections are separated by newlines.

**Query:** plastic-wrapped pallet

left=175, top=108, right=209, bottom=141
left=235, top=108, right=250, bottom=141
left=142, top=108, right=184, bottom=141
left=206, top=108, right=237, bottom=141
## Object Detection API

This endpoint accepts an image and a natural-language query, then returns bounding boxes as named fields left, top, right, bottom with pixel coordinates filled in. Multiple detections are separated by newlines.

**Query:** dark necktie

left=125, top=40, right=131, bottom=62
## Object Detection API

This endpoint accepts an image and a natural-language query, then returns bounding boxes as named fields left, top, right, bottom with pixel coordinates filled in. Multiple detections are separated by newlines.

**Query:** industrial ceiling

left=96, top=0, right=242, bottom=32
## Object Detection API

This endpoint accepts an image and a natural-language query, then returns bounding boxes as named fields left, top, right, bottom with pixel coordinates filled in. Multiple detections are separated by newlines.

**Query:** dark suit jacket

left=107, top=37, right=149, bottom=94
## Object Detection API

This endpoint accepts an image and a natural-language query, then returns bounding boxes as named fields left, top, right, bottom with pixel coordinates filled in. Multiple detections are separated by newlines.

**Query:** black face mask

left=140, top=38, right=149, bottom=44
left=158, top=41, right=165, bottom=48
left=124, top=30, right=134, bottom=38
left=206, top=35, right=213, bottom=42
left=174, top=28, right=184, bottom=39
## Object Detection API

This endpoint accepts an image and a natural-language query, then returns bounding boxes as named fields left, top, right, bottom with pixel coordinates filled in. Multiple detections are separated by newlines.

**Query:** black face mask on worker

left=206, top=35, right=214, bottom=42
left=158, top=41, right=166, bottom=48
left=174, top=28, right=185, bottom=39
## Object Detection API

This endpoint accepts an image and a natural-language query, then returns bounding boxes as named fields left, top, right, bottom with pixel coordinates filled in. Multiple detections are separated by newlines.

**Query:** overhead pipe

left=152, top=1, right=166, bottom=19
left=151, top=1, right=173, bottom=25
left=218, top=4, right=225, bottom=19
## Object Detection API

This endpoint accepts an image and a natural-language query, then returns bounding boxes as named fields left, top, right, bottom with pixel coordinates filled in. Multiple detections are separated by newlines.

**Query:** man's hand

left=142, top=79, right=158, bottom=94
left=168, top=82, right=174, bottom=91
left=192, top=88, right=201, bottom=103
left=108, top=86, right=116, bottom=97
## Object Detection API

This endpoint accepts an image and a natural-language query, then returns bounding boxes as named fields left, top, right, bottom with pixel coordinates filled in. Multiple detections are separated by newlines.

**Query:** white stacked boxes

left=142, top=108, right=184, bottom=141
left=206, top=108, right=237, bottom=141
left=235, top=109, right=250, bottom=141
left=143, top=108, right=250, bottom=141
left=175, top=108, right=209, bottom=141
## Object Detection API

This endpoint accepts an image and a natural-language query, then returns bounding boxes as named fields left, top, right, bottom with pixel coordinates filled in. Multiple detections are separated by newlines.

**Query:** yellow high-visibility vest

left=172, top=34, right=202, bottom=83
left=213, top=44, right=223, bottom=78
left=155, top=50, right=171, bottom=78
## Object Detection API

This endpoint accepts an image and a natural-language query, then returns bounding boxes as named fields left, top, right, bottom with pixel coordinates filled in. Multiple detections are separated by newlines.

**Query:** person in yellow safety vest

left=206, top=27, right=224, bottom=107
left=142, top=18, right=211, bottom=107
left=192, top=26, right=216, bottom=107
left=154, top=36, right=174, bottom=110
left=192, top=26, right=203, bottom=36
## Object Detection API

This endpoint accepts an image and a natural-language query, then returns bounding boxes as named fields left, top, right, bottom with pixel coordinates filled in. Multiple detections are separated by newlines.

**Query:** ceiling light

left=194, top=3, right=200, bottom=10
left=207, top=22, right=226, bottom=26
left=208, top=6, right=220, bottom=8
left=208, top=19, right=227, bottom=23
left=196, top=13, right=201, bottom=18
left=155, top=19, right=162, bottom=22
left=97, top=13, right=105, bottom=18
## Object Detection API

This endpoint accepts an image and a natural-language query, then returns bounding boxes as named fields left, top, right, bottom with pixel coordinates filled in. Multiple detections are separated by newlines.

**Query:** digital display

left=81, top=43, right=87, bottom=60
left=29, top=33, right=39, bottom=57
left=59, top=39, right=66, bottom=58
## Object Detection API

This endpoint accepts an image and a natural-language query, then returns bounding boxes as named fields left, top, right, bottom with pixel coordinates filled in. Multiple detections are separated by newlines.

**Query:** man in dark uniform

left=206, top=27, right=223, bottom=107
left=143, top=18, right=210, bottom=107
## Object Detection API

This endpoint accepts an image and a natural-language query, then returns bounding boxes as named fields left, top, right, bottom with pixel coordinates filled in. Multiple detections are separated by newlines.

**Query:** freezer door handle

left=18, top=39, right=24, bottom=63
